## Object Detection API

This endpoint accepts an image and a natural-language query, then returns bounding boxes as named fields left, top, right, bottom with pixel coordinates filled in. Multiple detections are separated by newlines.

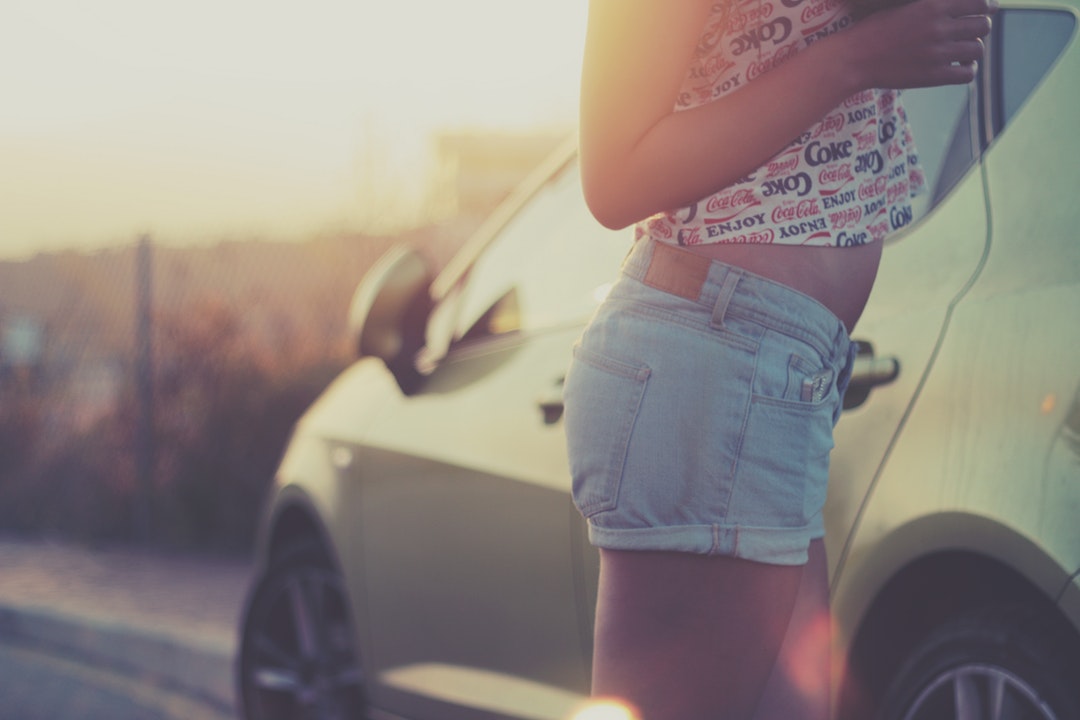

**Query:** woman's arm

left=579, top=0, right=995, bottom=230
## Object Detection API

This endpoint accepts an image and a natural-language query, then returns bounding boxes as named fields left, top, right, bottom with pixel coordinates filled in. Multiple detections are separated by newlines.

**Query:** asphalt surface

left=0, top=536, right=252, bottom=718
left=0, top=642, right=234, bottom=719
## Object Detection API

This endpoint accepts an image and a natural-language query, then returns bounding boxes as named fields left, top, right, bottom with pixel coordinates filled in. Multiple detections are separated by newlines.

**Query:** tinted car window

left=995, top=10, right=1076, bottom=126
left=900, top=84, right=976, bottom=218
left=454, top=161, right=629, bottom=342
left=882, top=8, right=1076, bottom=225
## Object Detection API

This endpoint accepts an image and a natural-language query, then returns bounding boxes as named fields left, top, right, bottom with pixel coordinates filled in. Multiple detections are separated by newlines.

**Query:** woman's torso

left=681, top=238, right=882, bottom=332
left=641, top=0, right=924, bottom=330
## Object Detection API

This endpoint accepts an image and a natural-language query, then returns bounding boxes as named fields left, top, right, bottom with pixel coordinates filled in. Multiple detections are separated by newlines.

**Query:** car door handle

left=537, top=378, right=565, bottom=425
left=843, top=343, right=899, bottom=410
left=850, top=354, right=900, bottom=388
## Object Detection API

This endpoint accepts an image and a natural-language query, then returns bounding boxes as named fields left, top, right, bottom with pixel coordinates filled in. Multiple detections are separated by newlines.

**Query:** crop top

left=638, top=0, right=926, bottom=248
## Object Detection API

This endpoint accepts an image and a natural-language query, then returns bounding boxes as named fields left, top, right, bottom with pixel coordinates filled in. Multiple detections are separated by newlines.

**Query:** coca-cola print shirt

left=638, top=0, right=926, bottom=248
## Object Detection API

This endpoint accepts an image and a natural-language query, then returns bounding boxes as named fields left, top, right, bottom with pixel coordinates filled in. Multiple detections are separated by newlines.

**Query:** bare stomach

left=682, top=241, right=883, bottom=334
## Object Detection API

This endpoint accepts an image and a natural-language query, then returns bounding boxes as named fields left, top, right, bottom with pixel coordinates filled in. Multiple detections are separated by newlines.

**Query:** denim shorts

left=562, top=238, right=857, bottom=565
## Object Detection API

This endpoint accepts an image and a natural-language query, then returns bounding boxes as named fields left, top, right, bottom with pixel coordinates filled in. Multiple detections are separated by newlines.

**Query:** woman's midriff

left=681, top=241, right=883, bottom=334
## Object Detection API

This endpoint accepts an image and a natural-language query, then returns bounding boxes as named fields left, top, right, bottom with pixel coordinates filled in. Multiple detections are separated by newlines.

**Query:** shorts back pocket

left=563, top=344, right=650, bottom=518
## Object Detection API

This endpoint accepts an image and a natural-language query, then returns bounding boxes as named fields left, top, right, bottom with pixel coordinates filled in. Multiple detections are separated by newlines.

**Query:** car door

left=824, top=78, right=991, bottom=604
left=828, top=5, right=1080, bottom=650
left=354, top=158, right=631, bottom=720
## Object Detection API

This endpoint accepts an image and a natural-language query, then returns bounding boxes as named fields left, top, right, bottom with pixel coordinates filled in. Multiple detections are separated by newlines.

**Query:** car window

left=900, top=83, right=976, bottom=220
left=453, top=162, right=630, bottom=343
left=881, top=8, right=1076, bottom=227
left=993, top=10, right=1076, bottom=129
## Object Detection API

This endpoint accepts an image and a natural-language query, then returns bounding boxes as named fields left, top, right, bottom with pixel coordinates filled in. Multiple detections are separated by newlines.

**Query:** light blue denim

left=563, top=238, right=857, bottom=565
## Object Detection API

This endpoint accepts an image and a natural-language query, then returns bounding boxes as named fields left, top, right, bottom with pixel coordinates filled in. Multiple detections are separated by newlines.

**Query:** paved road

left=0, top=537, right=251, bottom=714
left=0, top=641, right=235, bottom=720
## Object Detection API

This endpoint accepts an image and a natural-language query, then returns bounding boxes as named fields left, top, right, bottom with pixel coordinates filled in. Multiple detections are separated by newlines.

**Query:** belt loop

left=710, top=271, right=740, bottom=328
left=621, top=237, right=645, bottom=274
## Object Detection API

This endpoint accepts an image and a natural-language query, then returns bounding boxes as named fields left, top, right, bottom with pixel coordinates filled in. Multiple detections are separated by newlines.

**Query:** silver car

left=237, top=6, right=1080, bottom=719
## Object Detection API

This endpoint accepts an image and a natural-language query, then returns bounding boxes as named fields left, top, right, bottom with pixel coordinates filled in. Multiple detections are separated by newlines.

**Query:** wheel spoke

left=988, top=671, right=1006, bottom=720
left=310, top=573, right=326, bottom=619
left=253, top=666, right=304, bottom=692
left=254, top=632, right=300, bottom=671
left=886, top=613, right=1066, bottom=720
left=954, top=670, right=985, bottom=720
left=287, top=576, right=319, bottom=659
left=240, top=552, right=367, bottom=719
left=904, top=664, right=1061, bottom=720
left=327, top=662, right=365, bottom=690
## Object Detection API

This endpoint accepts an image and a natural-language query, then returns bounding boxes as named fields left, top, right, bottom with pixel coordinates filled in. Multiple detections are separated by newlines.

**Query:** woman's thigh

left=754, top=538, right=831, bottom=720
left=590, top=546, right=806, bottom=720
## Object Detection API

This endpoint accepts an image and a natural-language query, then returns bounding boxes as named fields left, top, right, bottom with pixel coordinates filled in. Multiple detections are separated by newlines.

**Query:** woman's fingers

left=861, top=0, right=993, bottom=87
left=931, top=60, right=980, bottom=86
left=909, top=0, right=994, bottom=38
left=944, top=0, right=998, bottom=18
left=946, top=13, right=993, bottom=41
left=949, top=38, right=987, bottom=64
left=924, top=38, right=985, bottom=65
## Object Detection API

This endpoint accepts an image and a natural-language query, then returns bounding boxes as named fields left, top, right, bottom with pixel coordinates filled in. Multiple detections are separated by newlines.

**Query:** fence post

left=134, top=234, right=155, bottom=542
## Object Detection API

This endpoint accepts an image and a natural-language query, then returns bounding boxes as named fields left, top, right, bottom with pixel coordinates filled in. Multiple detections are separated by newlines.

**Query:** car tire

left=237, top=541, right=366, bottom=720
left=879, top=604, right=1080, bottom=720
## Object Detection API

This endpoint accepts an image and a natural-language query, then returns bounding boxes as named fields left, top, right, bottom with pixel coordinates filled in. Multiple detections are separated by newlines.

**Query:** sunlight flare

left=570, top=698, right=642, bottom=720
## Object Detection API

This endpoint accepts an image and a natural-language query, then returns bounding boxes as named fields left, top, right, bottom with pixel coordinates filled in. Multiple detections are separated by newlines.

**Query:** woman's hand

left=849, top=0, right=996, bottom=88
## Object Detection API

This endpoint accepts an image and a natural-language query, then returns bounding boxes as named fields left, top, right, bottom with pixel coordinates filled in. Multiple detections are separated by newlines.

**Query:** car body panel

left=269, top=331, right=596, bottom=719
left=346, top=323, right=593, bottom=717
left=826, top=154, right=991, bottom=643
left=1063, top=572, right=1080, bottom=623
left=968, top=1, right=1080, bottom=601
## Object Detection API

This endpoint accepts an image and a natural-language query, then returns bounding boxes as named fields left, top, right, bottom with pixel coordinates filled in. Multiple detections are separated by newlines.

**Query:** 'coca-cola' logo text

left=766, top=149, right=800, bottom=178
left=706, top=188, right=758, bottom=214
left=801, top=0, right=842, bottom=26
left=747, top=42, right=801, bottom=81
left=771, top=198, right=822, bottom=224
left=819, top=165, right=854, bottom=188
left=858, top=177, right=888, bottom=201
left=829, top=206, right=863, bottom=229
left=726, top=2, right=774, bottom=33
left=886, top=180, right=910, bottom=204
left=812, top=112, right=846, bottom=139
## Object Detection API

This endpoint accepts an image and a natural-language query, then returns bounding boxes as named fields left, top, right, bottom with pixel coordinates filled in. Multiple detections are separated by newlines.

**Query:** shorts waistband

left=622, top=238, right=851, bottom=362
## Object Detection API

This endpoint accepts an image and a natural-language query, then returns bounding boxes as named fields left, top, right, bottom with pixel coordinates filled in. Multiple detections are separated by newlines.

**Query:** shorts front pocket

left=737, top=396, right=836, bottom=527
left=733, top=332, right=838, bottom=528
left=563, top=344, right=650, bottom=518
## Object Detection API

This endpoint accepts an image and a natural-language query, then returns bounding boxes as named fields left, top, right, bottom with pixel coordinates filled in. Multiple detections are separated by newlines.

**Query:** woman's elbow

left=580, top=173, right=640, bottom=231
left=585, top=196, right=634, bottom=231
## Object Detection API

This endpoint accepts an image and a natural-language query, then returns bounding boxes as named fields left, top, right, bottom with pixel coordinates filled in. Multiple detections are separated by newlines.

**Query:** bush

left=0, top=295, right=346, bottom=555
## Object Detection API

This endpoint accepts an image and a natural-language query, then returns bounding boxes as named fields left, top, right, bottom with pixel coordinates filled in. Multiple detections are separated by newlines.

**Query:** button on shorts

left=562, top=238, right=857, bottom=565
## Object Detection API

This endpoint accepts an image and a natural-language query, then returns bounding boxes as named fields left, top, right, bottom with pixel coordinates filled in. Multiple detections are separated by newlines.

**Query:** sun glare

left=1, top=0, right=586, bottom=259
left=570, top=699, right=642, bottom=720
left=780, top=609, right=834, bottom=709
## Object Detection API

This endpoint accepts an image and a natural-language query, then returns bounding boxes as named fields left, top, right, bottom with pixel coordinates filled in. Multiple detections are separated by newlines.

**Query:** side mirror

left=348, top=245, right=434, bottom=394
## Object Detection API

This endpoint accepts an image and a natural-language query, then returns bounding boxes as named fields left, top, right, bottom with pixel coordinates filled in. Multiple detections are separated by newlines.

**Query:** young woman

left=563, top=1, right=995, bottom=717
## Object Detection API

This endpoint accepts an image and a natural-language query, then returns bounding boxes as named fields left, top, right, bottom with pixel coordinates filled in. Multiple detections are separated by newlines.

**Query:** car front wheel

left=880, top=605, right=1080, bottom=720
left=237, top=542, right=366, bottom=720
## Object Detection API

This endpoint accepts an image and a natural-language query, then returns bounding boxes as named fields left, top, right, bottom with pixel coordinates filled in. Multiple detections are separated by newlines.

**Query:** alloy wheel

left=239, top=546, right=365, bottom=720
left=900, top=662, right=1060, bottom=720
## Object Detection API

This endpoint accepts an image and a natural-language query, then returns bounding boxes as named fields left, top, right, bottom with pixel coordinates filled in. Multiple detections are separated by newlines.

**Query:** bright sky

left=1, top=0, right=586, bottom=260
